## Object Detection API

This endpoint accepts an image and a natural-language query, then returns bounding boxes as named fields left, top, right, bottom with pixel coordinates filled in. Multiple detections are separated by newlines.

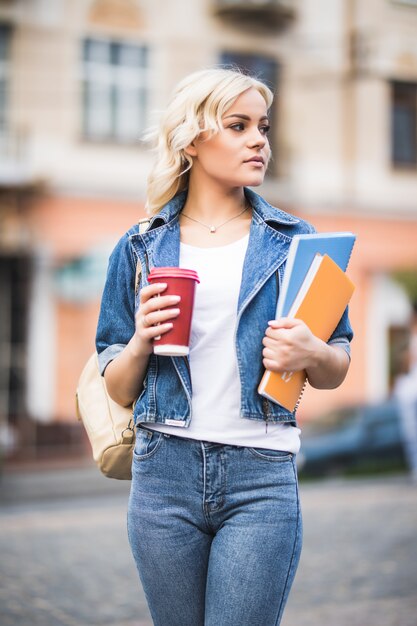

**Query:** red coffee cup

left=147, top=267, right=200, bottom=356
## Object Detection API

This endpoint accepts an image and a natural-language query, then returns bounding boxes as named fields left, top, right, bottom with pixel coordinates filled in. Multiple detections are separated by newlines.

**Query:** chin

left=221, top=173, right=266, bottom=188
left=244, top=175, right=266, bottom=187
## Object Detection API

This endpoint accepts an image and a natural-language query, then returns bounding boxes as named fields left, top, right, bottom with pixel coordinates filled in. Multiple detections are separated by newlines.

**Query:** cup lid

left=148, top=267, right=200, bottom=283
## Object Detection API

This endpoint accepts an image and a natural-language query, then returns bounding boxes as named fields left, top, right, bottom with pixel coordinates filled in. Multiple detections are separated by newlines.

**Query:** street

left=1, top=467, right=416, bottom=626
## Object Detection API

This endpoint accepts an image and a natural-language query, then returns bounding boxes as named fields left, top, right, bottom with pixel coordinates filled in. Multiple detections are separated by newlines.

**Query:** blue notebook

left=276, top=232, right=356, bottom=318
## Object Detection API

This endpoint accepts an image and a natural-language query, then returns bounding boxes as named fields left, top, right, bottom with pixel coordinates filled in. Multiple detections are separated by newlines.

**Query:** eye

left=260, top=124, right=271, bottom=135
left=229, top=122, right=245, bottom=132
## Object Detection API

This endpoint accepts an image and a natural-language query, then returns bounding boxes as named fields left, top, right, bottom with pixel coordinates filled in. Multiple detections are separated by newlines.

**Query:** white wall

left=366, top=273, right=411, bottom=401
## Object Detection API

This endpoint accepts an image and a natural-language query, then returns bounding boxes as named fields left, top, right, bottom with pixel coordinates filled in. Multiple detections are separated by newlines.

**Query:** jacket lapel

left=144, top=221, right=181, bottom=272
left=237, top=216, right=292, bottom=316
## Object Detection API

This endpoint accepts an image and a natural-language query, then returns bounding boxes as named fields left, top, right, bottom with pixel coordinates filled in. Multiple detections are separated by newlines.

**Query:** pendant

left=210, top=226, right=216, bottom=233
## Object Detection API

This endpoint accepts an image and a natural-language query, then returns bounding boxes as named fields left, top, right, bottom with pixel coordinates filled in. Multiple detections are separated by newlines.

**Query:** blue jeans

left=127, top=426, right=303, bottom=626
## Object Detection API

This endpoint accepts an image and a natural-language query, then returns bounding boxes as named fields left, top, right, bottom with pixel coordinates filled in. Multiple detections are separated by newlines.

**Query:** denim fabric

left=96, top=187, right=353, bottom=427
left=127, top=426, right=303, bottom=626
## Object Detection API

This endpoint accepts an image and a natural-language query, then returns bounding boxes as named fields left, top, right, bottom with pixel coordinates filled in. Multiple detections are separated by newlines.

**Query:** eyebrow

left=223, top=113, right=269, bottom=122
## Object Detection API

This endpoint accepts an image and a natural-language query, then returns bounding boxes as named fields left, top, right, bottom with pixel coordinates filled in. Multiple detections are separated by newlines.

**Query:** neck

left=182, top=177, right=247, bottom=223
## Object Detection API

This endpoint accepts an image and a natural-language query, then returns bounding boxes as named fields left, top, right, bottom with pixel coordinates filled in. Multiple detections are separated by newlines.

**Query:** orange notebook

left=258, top=254, right=355, bottom=412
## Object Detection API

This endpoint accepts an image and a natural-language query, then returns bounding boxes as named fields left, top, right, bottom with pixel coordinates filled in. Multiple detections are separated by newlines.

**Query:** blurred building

left=0, top=0, right=416, bottom=459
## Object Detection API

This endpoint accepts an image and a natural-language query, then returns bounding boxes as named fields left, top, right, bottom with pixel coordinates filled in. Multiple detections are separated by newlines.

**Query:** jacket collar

left=245, top=188, right=300, bottom=226
left=141, top=187, right=300, bottom=232
left=130, top=188, right=301, bottom=318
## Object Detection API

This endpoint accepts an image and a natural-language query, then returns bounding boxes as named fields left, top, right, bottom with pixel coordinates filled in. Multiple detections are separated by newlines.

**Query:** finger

left=146, top=321, right=174, bottom=337
left=262, top=336, right=279, bottom=348
left=262, top=347, right=276, bottom=360
left=268, top=317, right=300, bottom=329
left=139, top=282, right=167, bottom=304
left=262, top=358, right=283, bottom=372
left=145, top=294, right=181, bottom=313
left=265, top=326, right=289, bottom=340
left=144, top=307, right=181, bottom=327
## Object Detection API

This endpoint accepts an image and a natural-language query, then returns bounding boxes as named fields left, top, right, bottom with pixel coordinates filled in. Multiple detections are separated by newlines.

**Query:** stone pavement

left=284, top=475, right=417, bottom=626
left=0, top=464, right=416, bottom=626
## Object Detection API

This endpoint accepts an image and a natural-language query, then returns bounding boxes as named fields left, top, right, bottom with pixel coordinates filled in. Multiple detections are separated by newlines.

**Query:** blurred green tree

left=392, top=269, right=417, bottom=303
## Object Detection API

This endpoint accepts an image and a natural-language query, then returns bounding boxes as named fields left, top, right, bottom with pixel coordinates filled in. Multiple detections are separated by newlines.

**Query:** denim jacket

left=96, top=188, right=353, bottom=427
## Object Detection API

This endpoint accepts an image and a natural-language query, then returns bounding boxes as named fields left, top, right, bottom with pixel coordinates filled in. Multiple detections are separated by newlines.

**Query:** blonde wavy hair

left=145, top=67, right=274, bottom=216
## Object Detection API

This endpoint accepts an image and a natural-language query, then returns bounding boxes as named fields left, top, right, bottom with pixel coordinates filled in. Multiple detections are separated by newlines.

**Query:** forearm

left=104, top=336, right=151, bottom=407
left=102, top=281, right=181, bottom=407
left=306, top=341, right=350, bottom=390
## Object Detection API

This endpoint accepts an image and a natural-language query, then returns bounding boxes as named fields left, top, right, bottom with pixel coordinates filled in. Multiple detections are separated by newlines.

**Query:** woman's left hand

left=262, top=318, right=322, bottom=373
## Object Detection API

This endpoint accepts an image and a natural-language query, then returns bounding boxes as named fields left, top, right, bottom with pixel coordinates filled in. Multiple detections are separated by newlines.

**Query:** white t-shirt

left=146, top=234, right=301, bottom=453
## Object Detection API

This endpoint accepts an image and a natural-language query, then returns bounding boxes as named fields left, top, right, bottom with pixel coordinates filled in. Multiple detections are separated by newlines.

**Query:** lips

left=245, top=156, right=265, bottom=165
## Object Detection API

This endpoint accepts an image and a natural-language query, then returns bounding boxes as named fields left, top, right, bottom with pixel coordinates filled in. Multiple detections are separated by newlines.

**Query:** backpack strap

left=138, top=217, right=151, bottom=233
left=135, top=218, right=151, bottom=293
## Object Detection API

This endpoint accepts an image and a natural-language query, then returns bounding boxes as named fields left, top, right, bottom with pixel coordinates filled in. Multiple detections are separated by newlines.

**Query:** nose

left=247, top=127, right=266, bottom=149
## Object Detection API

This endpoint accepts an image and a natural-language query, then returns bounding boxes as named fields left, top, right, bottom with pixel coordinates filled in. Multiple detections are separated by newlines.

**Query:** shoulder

left=107, top=227, right=138, bottom=270
left=246, top=188, right=316, bottom=235
left=110, top=217, right=152, bottom=266
left=292, top=215, right=316, bottom=235
left=115, top=217, right=151, bottom=247
left=256, top=198, right=316, bottom=237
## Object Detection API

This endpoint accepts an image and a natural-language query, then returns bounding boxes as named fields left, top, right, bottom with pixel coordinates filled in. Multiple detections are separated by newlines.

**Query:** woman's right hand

left=132, top=282, right=181, bottom=356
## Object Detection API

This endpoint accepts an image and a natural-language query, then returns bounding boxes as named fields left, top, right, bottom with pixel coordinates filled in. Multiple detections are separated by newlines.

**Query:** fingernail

left=158, top=283, right=167, bottom=288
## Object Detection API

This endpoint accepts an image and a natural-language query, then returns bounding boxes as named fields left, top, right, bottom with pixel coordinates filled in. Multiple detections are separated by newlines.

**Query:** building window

left=391, top=0, right=417, bottom=6
left=0, top=255, right=31, bottom=431
left=220, top=51, right=279, bottom=173
left=391, top=81, right=417, bottom=167
left=0, top=24, right=11, bottom=133
left=82, top=38, right=148, bottom=143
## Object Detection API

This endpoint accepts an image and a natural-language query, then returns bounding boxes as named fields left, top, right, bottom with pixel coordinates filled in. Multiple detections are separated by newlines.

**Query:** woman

left=96, top=68, right=353, bottom=626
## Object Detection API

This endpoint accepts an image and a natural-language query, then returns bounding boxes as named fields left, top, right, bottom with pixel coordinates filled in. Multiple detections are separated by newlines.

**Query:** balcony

left=213, top=0, right=296, bottom=31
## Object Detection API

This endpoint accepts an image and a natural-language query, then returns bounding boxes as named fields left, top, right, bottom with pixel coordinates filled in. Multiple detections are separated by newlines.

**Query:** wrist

left=306, top=339, right=350, bottom=389
left=128, top=334, right=153, bottom=359
left=308, top=337, right=329, bottom=372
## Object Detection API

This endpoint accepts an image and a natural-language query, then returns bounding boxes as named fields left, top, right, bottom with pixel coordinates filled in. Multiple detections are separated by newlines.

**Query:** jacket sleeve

left=327, top=307, right=353, bottom=358
left=95, top=233, right=137, bottom=375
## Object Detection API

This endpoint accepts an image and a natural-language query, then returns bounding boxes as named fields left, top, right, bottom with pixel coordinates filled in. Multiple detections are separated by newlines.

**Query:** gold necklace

left=180, top=203, right=249, bottom=234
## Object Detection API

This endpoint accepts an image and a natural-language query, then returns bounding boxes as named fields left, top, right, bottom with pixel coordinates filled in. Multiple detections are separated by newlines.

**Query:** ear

left=184, top=141, right=197, bottom=158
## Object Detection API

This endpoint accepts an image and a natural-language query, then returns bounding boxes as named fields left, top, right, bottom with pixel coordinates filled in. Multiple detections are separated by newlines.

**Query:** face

left=185, top=87, right=271, bottom=189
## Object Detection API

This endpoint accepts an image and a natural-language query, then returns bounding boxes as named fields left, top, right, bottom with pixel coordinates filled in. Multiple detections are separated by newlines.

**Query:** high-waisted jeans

left=127, top=426, right=303, bottom=626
